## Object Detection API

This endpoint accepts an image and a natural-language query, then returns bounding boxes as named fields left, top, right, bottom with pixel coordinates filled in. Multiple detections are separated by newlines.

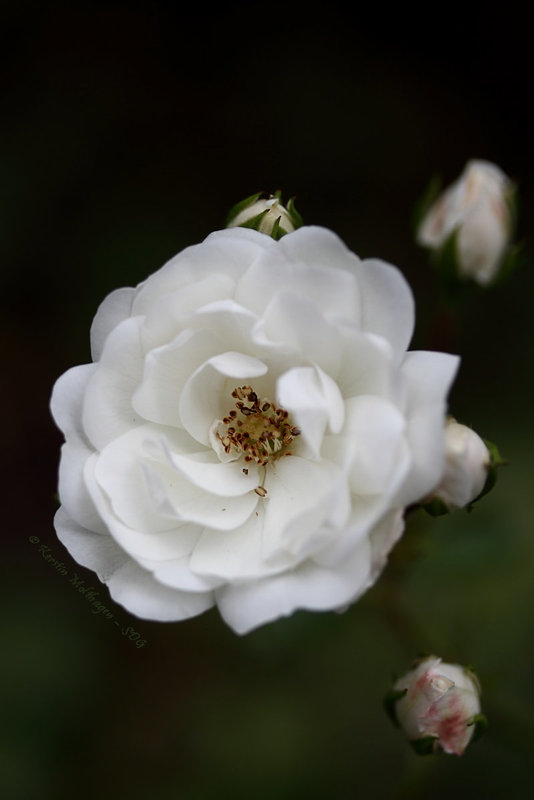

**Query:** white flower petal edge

left=51, top=226, right=458, bottom=634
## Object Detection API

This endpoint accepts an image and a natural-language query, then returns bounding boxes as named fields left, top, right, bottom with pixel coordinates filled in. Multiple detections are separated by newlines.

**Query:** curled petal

left=50, top=363, right=97, bottom=443
left=179, top=351, right=268, bottom=445
left=277, top=366, right=344, bottom=460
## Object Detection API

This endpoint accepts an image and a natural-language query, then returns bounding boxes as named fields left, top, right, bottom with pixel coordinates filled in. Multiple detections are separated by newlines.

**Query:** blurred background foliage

left=2, top=1, right=533, bottom=798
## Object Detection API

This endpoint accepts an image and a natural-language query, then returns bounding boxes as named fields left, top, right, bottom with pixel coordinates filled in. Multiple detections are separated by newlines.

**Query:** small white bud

left=226, top=193, right=300, bottom=239
left=433, top=419, right=490, bottom=510
left=389, top=656, right=483, bottom=756
left=417, top=160, right=514, bottom=285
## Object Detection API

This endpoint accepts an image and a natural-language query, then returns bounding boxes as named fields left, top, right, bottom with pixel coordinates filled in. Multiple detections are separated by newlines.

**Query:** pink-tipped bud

left=387, top=656, right=484, bottom=756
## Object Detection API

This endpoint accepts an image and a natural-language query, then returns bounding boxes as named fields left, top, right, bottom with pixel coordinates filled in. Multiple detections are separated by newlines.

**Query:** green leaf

left=383, top=688, right=407, bottom=727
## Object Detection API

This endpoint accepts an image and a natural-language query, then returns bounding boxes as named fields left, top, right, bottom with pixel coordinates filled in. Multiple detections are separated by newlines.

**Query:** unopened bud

left=385, top=656, right=485, bottom=756
left=430, top=419, right=490, bottom=512
left=226, top=192, right=302, bottom=240
left=417, top=160, right=516, bottom=286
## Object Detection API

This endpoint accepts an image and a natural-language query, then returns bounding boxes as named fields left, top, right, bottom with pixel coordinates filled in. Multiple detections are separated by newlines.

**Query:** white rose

left=392, top=656, right=482, bottom=755
left=50, top=226, right=458, bottom=634
left=431, top=419, right=490, bottom=510
left=417, top=159, right=512, bottom=285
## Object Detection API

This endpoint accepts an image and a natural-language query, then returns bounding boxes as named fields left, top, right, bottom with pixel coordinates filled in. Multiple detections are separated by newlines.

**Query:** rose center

left=217, top=385, right=300, bottom=467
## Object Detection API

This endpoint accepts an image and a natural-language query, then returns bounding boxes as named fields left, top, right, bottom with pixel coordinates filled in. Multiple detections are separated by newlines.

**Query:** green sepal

left=431, top=228, right=467, bottom=298
left=225, top=192, right=263, bottom=227
left=383, top=687, right=407, bottom=727
left=421, top=497, right=451, bottom=517
left=463, top=663, right=481, bottom=690
left=270, top=215, right=283, bottom=241
left=287, top=196, right=303, bottom=228
left=226, top=191, right=303, bottom=239
left=490, top=239, right=524, bottom=288
left=412, top=174, right=442, bottom=235
left=432, top=226, right=522, bottom=294
left=238, top=208, right=271, bottom=230
left=469, top=713, right=488, bottom=743
left=468, top=438, right=507, bottom=510
left=410, top=736, right=439, bottom=756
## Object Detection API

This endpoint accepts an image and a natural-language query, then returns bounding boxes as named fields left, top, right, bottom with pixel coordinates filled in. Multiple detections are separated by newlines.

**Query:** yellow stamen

left=218, top=385, right=300, bottom=467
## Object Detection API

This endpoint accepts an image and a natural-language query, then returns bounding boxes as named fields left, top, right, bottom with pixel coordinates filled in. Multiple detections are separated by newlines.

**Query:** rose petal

left=261, top=456, right=345, bottom=561
left=132, top=228, right=273, bottom=316
left=336, top=327, right=394, bottom=399
left=50, top=363, right=97, bottom=442
left=132, top=329, right=219, bottom=428
left=85, top=453, right=202, bottom=562
left=189, top=505, right=289, bottom=581
left=82, top=317, right=145, bottom=450
left=342, top=395, right=407, bottom=495
left=355, top=257, right=415, bottom=361
left=141, top=273, right=236, bottom=351
left=276, top=365, right=344, bottom=460
left=262, top=292, right=342, bottom=375
left=107, top=560, right=214, bottom=622
left=58, top=439, right=107, bottom=534
left=235, top=226, right=361, bottom=320
left=162, top=447, right=260, bottom=497
left=142, top=460, right=259, bottom=531
left=216, top=536, right=372, bottom=635
left=94, top=426, right=192, bottom=533
left=179, top=351, right=268, bottom=445
left=150, top=557, right=224, bottom=592
left=55, top=506, right=128, bottom=581
left=90, top=287, right=136, bottom=361
left=368, top=509, right=405, bottom=580
left=183, top=299, right=259, bottom=346
left=396, top=351, right=460, bottom=505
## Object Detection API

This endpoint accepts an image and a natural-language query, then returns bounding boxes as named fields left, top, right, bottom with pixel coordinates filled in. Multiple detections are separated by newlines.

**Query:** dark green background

left=3, top=2, right=533, bottom=798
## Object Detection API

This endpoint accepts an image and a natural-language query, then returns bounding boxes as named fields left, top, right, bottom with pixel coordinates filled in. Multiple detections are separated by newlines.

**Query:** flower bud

left=226, top=192, right=302, bottom=240
left=386, top=656, right=485, bottom=756
left=417, top=160, right=515, bottom=286
left=430, top=419, right=490, bottom=512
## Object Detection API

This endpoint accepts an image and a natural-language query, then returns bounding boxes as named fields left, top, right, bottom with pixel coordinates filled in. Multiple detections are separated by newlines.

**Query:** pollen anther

left=217, top=385, right=300, bottom=467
